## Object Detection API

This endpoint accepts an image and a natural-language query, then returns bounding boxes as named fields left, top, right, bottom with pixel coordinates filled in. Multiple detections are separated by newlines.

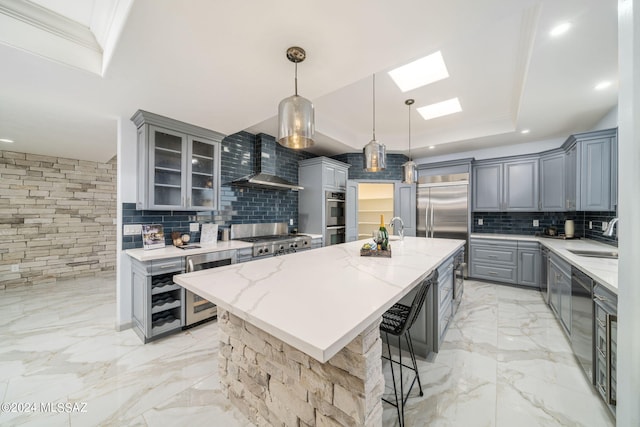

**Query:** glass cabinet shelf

left=132, top=110, right=222, bottom=211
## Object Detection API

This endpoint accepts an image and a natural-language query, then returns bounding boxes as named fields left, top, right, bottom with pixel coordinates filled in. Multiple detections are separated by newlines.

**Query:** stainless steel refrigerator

left=417, top=173, right=469, bottom=275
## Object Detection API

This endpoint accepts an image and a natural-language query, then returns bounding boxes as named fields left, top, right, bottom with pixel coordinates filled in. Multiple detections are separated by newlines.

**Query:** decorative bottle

left=378, top=214, right=389, bottom=251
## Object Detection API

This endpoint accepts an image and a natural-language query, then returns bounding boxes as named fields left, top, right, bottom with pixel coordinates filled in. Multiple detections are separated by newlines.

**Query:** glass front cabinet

left=132, top=110, right=223, bottom=211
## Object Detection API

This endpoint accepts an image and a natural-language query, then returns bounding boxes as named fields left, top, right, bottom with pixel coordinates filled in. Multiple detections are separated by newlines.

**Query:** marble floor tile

left=0, top=277, right=614, bottom=427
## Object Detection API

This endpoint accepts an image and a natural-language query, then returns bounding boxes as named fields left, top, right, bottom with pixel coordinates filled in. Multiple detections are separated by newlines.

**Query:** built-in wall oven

left=325, top=191, right=345, bottom=226
left=325, top=191, right=346, bottom=245
left=183, top=250, right=237, bottom=327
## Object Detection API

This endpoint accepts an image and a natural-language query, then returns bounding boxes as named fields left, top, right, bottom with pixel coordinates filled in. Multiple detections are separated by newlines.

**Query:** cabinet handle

left=606, top=313, right=617, bottom=405
left=597, top=346, right=606, bottom=359
left=594, top=294, right=609, bottom=302
left=597, top=382, right=607, bottom=398
left=488, top=271, right=498, bottom=276
left=488, top=255, right=498, bottom=259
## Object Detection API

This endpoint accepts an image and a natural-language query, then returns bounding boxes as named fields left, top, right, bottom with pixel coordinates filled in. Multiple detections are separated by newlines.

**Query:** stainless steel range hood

left=232, top=135, right=303, bottom=191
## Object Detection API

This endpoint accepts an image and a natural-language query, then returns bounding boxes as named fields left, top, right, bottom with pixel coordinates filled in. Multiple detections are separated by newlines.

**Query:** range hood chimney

left=232, top=134, right=304, bottom=191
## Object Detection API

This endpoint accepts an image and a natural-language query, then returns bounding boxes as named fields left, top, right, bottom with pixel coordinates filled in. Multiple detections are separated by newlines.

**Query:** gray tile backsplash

left=473, top=211, right=618, bottom=247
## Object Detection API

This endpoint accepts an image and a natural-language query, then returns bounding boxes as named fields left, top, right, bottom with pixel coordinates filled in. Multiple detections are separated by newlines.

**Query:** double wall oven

left=325, top=191, right=346, bottom=245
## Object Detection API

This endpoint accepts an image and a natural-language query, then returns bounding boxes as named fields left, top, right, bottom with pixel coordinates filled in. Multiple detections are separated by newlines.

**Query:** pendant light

left=278, top=46, right=315, bottom=149
left=363, top=74, right=386, bottom=172
left=402, top=99, right=417, bottom=183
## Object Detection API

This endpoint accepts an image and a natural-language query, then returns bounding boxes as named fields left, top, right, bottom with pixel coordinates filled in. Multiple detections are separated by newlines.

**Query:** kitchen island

left=174, top=237, right=465, bottom=426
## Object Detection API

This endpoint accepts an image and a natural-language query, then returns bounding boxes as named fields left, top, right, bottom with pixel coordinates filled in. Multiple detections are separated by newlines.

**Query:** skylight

left=417, top=98, right=462, bottom=121
left=388, top=51, right=449, bottom=92
left=595, top=81, right=612, bottom=90
left=550, top=22, right=571, bottom=37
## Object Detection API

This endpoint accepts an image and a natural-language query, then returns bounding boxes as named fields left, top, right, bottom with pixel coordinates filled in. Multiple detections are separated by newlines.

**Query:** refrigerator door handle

left=429, top=202, right=434, bottom=237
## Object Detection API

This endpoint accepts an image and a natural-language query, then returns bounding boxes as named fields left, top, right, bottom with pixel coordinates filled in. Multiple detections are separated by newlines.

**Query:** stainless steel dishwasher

left=571, top=267, right=594, bottom=384
left=540, top=246, right=549, bottom=304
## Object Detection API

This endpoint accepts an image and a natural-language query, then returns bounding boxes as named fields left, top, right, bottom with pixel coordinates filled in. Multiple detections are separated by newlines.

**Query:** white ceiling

left=0, top=0, right=618, bottom=163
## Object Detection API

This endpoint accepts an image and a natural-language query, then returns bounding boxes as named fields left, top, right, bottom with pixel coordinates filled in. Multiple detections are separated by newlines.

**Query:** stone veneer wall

left=218, top=309, right=384, bottom=426
left=0, top=150, right=117, bottom=289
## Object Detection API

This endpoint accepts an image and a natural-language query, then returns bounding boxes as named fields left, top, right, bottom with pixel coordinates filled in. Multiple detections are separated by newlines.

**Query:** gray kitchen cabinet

left=394, top=182, right=417, bottom=237
left=565, top=145, right=577, bottom=210
left=563, top=128, right=616, bottom=212
left=470, top=238, right=540, bottom=288
left=610, top=134, right=618, bottom=211
left=469, top=238, right=518, bottom=284
left=298, top=157, right=351, bottom=245
left=323, top=161, right=348, bottom=190
left=548, top=253, right=571, bottom=336
left=393, top=253, right=456, bottom=360
left=540, top=151, right=566, bottom=211
left=517, top=241, right=540, bottom=288
left=472, top=157, right=539, bottom=211
left=472, top=163, right=502, bottom=211
left=132, top=110, right=223, bottom=211
left=435, top=256, right=455, bottom=352
left=580, top=137, right=611, bottom=211
left=345, top=180, right=359, bottom=242
left=504, top=158, right=539, bottom=211
left=131, top=256, right=185, bottom=343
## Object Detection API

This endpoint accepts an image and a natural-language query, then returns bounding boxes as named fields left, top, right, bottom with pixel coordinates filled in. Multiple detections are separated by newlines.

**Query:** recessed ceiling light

left=550, top=22, right=571, bottom=37
left=417, top=98, right=462, bottom=121
left=594, top=81, right=612, bottom=90
left=0, top=138, right=15, bottom=143
left=428, top=146, right=435, bottom=150
left=388, top=51, right=449, bottom=92
left=520, top=129, right=530, bottom=134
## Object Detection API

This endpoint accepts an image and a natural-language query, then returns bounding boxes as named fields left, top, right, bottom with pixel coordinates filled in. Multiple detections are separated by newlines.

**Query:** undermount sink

left=568, top=249, right=618, bottom=259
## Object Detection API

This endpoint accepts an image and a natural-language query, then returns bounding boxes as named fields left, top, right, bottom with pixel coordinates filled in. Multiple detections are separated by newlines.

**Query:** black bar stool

left=380, top=270, right=437, bottom=427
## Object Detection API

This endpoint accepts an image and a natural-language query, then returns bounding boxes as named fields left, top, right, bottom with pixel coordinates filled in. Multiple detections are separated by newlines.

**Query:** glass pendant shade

left=278, top=94, right=315, bottom=149
left=402, top=159, right=416, bottom=183
left=363, top=74, right=386, bottom=171
left=363, top=139, right=386, bottom=172
left=402, top=98, right=416, bottom=183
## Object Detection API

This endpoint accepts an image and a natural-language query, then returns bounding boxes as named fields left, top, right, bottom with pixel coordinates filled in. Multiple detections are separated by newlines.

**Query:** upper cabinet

left=132, top=110, right=223, bottom=211
left=564, top=128, right=617, bottom=212
left=540, top=151, right=566, bottom=211
left=472, top=157, right=538, bottom=211
left=298, top=157, right=351, bottom=240
left=471, top=128, right=617, bottom=213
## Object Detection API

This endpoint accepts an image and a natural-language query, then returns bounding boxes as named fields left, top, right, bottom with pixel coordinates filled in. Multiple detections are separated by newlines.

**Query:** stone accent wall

left=0, top=150, right=117, bottom=289
left=218, top=309, right=384, bottom=426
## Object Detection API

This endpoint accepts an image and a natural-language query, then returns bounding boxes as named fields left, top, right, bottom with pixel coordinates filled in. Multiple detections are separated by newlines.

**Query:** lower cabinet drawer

left=471, top=245, right=517, bottom=265
left=470, top=262, right=517, bottom=283
left=439, top=299, right=453, bottom=342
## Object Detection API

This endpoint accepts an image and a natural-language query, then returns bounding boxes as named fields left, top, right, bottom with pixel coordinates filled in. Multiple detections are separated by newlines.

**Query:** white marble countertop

left=470, top=233, right=618, bottom=293
left=126, top=240, right=253, bottom=262
left=174, top=237, right=465, bottom=363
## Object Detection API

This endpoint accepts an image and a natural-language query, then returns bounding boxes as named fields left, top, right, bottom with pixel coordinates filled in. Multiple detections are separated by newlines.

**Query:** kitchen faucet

left=389, top=217, right=405, bottom=240
left=603, top=217, right=619, bottom=237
